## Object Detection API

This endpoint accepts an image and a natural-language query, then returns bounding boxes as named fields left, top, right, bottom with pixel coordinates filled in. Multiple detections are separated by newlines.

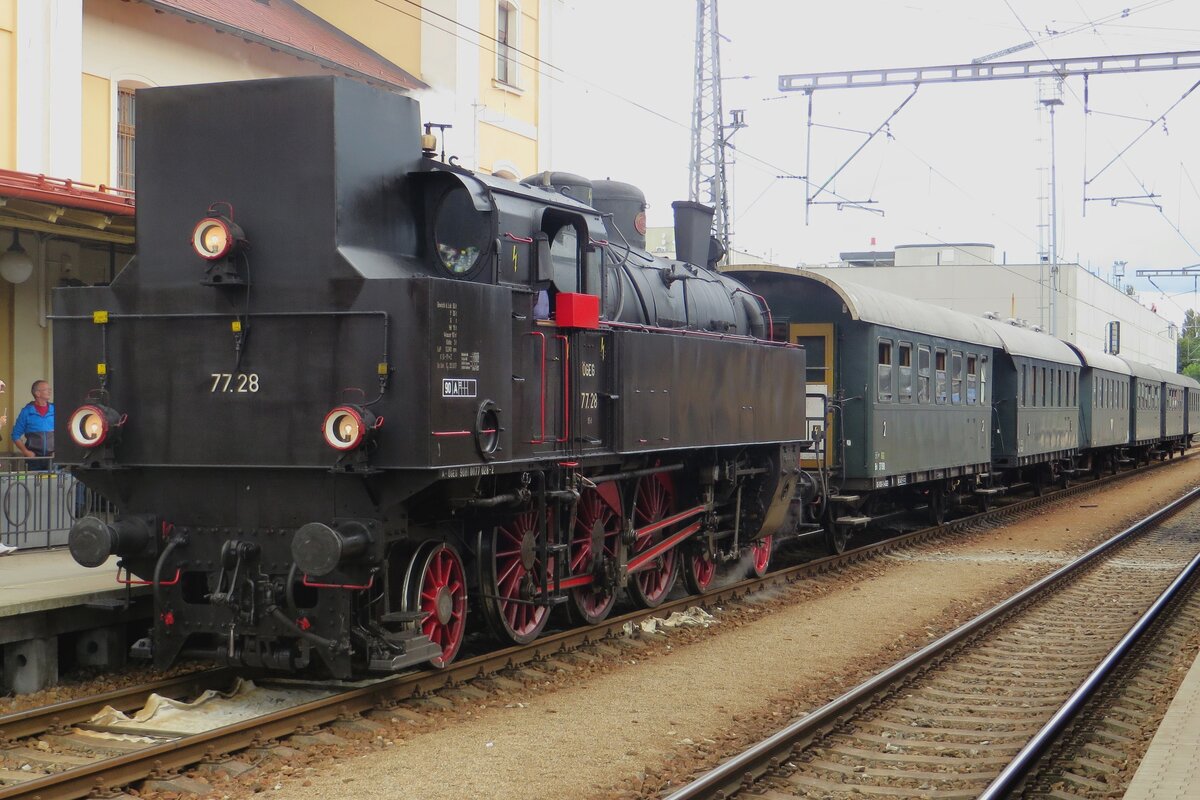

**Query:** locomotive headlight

left=68, top=404, right=124, bottom=448
left=322, top=405, right=379, bottom=451
left=191, top=216, right=244, bottom=261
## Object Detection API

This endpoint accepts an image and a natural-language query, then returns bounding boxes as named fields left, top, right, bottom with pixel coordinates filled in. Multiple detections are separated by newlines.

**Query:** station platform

left=0, top=548, right=150, bottom=694
left=1123, top=638, right=1200, bottom=798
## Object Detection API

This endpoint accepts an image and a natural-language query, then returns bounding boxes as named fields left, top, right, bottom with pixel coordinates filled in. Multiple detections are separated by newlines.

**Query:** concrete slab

left=0, top=550, right=144, bottom=618
left=1124, top=644, right=1200, bottom=799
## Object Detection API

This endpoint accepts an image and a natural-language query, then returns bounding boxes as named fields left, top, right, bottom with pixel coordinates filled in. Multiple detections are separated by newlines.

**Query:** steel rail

left=662, top=484, right=1200, bottom=800
left=0, top=458, right=1187, bottom=800
left=978, top=545, right=1200, bottom=798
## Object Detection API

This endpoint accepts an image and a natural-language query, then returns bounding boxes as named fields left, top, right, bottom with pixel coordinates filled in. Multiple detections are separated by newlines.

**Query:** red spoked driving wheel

left=402, top=542, right=467, bottom=668
left=478, top=511, right=552, bottom=645
left=748, top=534, right=773, bottom=578
left=682, top=544, right=717, bottom=594
left=566, top=483, right=622, bottom=625
left=627, top=473, right=679, bottom=608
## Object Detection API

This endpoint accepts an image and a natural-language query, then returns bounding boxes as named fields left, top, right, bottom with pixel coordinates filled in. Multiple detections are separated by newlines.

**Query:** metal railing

left=0, top=458, right=115, bottom=550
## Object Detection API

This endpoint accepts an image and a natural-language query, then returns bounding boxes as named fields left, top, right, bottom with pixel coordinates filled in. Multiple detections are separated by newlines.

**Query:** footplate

left=368, top=629, right=443, bottom=672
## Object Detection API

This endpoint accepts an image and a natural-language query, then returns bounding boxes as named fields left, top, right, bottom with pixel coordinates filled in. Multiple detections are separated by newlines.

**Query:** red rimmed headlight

left=69, top=404, right=124, bottom=449
left=191, top=216, right=243, bottom=261
left=322, top=405, right=379, bottom=452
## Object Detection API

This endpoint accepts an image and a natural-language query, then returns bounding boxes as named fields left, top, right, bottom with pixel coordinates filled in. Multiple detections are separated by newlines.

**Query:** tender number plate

left=210, top=373, right=261, bottom=393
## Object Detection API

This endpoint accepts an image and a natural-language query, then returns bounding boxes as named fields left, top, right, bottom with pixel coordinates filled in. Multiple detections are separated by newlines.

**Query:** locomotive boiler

left=57, top=76, right=809, bottom=677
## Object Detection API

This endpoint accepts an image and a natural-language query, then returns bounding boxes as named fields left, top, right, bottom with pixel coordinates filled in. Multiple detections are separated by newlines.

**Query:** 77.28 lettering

left=210, top=373, right=260, bottom=393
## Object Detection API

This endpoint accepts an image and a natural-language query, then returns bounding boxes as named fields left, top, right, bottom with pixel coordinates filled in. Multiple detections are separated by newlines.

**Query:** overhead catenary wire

left=373, top=0, right=1193, bottom=327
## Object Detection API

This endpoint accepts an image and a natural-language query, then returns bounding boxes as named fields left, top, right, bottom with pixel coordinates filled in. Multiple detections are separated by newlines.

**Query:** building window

left=496, top=1, right=519, bottom=87
left=117, top=85, right=137, bottom=190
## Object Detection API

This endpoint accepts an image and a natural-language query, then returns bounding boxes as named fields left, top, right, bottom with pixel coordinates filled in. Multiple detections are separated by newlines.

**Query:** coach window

left=966, top=354, right=978, bottom=405
left=935, top=349, right=947, bottom=404
left=898, top=342, right=913, bottom=403
left=1040, top=366, right=1047, bottom=407
left=1020, top=364, right=1027, bottom=407
left=950, top=351, right=963, bottom=404
left=980, top=357, right=987, bottom=405
left=877, top=339, right=894, bottom=402
left=1057, top=369, right=1064, bottom=407
left=1030, top=364, right=1038, bottom=407
left=918, top=345, right=931, bottom=403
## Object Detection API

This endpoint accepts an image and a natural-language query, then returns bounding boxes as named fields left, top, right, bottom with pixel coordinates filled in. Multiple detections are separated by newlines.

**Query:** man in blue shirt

left=13, top=380, right=54, bottom=471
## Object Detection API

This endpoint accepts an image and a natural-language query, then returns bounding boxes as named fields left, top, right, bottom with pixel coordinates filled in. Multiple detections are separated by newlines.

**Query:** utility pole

left=1040, top=80, right=1064, bottom=336
left=689, top=0, right=742, bottom=258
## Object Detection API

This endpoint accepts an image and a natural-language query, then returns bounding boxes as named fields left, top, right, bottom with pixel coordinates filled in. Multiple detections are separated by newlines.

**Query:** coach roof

left=726, top=266, right=1005, bottom=347
left=980, top=317, right=1081, bottom=365
left=1119, top=357, right=1165, bottom=381
left=1063, top=343, right=1131, bottom=375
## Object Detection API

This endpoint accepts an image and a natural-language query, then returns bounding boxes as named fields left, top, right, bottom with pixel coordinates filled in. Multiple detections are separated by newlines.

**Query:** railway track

left=664, top=484, right=1200, bottom=800
left=0, top=458, right=1188, bottom=800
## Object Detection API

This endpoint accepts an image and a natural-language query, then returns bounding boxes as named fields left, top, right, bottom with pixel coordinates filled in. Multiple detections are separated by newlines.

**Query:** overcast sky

left=544, top=0, right=1200, bottom=326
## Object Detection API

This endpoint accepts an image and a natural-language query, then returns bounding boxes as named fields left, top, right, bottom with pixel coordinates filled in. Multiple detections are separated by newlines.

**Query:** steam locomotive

left=58, top=76, right=1198, bottom=679
left=57, top=77, right=809, bottom=677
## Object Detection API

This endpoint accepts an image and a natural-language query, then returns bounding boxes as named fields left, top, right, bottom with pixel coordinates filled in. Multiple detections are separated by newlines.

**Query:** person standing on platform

left=0, top=380, right=13, bottom=554
left=13, top=380, right=54, bottom=471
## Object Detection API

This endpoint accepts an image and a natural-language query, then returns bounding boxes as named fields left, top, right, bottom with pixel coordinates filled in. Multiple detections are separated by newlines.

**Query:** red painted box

left=556, top=292, right=600, bottom=329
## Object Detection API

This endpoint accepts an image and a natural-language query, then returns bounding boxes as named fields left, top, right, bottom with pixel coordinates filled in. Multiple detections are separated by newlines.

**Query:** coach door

left=791, top=323, right=835, bottom=468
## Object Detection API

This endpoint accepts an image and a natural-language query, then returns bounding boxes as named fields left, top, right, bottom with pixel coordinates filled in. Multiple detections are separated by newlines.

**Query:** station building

left=0, top=0, right=555, bottom=446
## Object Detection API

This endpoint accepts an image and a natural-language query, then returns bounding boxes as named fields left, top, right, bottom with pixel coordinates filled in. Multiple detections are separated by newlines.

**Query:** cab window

left=550, top=224, right=579, bottom=293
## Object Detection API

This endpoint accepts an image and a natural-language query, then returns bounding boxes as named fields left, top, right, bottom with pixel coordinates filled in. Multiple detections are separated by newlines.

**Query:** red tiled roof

left=0, top=169, right=135, bottom=216
left=139, top=0, right=427, bottom=92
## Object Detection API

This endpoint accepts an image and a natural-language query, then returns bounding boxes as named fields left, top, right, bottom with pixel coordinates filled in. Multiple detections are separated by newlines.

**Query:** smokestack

left=672, top=200, right=715, bottom=269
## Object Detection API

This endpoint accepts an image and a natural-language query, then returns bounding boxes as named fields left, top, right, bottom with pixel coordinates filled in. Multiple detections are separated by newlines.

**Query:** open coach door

left=791, top=323, right=835, bottom=470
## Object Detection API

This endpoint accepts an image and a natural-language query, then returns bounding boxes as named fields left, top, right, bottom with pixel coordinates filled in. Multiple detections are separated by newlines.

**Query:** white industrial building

left=646, top=231, right=1176, bottom=371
